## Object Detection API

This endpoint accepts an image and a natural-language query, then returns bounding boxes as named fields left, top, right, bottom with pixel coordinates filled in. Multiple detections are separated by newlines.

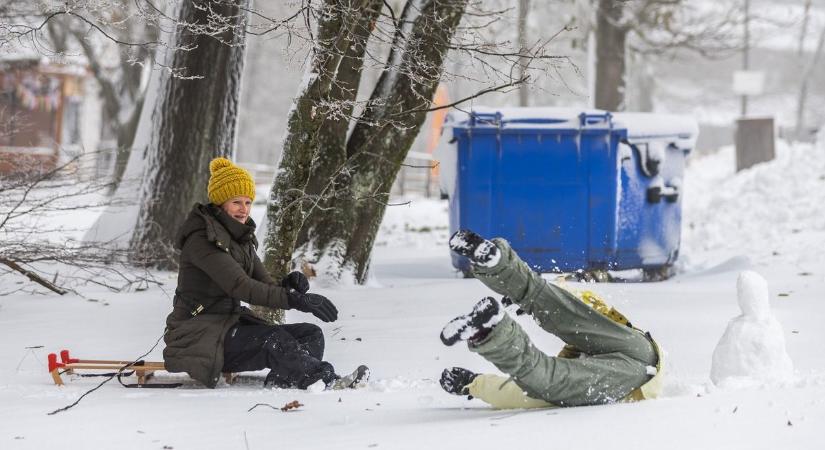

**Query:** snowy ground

left=1, top=141, right=824, bottom=449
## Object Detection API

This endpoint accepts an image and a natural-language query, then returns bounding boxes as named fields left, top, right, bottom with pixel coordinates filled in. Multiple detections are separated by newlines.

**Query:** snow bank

left=680, top=141, right=825, bottom=271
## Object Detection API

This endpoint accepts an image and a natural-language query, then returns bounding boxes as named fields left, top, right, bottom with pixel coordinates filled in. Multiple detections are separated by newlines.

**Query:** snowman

left=710, top=271, right=794, bottom=387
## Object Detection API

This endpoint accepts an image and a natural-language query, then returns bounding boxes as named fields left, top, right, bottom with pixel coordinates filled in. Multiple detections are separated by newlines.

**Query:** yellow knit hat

left=207, top=157, right=255, bottom=205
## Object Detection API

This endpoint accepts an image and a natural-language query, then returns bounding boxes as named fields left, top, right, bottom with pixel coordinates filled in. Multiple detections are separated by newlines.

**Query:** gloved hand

left=287, top=291, right=338, bottom=322
left=440, top=367, right=478, bottom=396
left=281, top=271, right=310, bottom=294
left=500, top=296, right=525, bottom=316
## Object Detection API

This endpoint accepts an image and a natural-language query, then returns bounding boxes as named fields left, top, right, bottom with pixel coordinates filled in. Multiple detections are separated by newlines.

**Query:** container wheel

left=642, top=265, right=674, bottom=282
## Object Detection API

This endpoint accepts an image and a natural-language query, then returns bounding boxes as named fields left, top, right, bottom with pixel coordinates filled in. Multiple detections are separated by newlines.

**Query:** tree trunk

left=594, top=0, right=628, bottom=111
left=308, top=0, right=468, bottom=283
left=293, top=0, right=383, bottom=257
left=517, top=0, right=530, bottom=106
left=129, top=0, right=248, bottom=267
left=795, top=26, right=825, bottom=138
left=258, top=0, right=382, bottom=323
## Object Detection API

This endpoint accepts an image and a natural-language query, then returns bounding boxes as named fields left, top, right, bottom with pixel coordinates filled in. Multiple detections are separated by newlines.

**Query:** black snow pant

left=222, top=320, right=335, bottom=389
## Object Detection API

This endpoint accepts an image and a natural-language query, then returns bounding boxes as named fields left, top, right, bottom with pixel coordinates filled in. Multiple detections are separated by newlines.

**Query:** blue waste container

left=436, top=107, right=698, bottom=276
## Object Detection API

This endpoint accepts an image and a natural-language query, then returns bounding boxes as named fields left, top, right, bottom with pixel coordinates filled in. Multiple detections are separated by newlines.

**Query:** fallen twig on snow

left=247, top=400, right=304, bottom=413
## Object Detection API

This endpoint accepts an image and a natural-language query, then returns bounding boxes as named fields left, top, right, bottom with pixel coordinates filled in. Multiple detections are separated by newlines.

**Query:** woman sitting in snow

left=163, top=157, right=367, bottom=390
left=439, top=230, right=663, bottom=409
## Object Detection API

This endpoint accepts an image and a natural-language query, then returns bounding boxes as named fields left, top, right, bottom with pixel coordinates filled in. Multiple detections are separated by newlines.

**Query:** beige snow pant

left=468, top=238, right=659, bottom=407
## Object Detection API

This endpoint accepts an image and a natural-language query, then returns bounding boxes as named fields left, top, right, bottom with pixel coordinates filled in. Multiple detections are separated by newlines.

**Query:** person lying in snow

left=439, top=230, right=664, bottom=409
left=163, top=157, right=368, bottom=390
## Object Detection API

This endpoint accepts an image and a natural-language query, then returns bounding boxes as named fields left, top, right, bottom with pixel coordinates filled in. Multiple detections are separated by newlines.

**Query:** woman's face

left=220, top=196, right=253, bottom=224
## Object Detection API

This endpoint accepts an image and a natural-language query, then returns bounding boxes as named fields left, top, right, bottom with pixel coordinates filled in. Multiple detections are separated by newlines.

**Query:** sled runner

left=47, top=349, right=236, bottom=387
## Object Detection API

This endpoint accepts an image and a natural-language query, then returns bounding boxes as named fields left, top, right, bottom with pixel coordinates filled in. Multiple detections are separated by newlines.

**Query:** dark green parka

left=163, top=203, right=290, bottom=387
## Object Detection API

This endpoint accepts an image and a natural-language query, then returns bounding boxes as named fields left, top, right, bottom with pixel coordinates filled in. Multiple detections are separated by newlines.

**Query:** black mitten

left=281, top=271, right=310, bottom=294
left=287, top=291, right=338, bottom=322
left=440, top=367, right=478, bottom=396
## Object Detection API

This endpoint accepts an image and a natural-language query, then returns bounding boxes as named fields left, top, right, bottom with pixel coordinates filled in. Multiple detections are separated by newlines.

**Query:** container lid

left=446, top=106, right=698, bottom=141
left=446, top=106, right=615, bottom=129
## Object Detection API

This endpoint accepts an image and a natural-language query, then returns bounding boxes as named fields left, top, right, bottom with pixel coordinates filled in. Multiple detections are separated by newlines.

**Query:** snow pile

left=710, top=271, right=794, bottom=388
left=680, top=141, right=825, bottom=270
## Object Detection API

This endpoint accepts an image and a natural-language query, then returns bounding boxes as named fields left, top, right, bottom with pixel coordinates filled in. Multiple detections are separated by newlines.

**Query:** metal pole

left=741, top=0, right=750, bottom=117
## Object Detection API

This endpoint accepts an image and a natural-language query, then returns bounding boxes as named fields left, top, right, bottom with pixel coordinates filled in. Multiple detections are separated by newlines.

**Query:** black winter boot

left=326, top=365, right=370, bottom=390
left=448, top=230, right=500, bottom=267
left=440, top=296, right=504, bottom=346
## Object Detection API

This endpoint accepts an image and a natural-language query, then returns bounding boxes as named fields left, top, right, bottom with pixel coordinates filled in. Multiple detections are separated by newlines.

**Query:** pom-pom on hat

left=207, top=157, right=255, bottom=205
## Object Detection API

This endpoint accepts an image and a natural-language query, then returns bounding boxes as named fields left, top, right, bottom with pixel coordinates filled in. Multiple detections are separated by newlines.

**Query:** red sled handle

left=60, top=349, right=79, bottom=364
left=48, top=353, right=60, bottom=372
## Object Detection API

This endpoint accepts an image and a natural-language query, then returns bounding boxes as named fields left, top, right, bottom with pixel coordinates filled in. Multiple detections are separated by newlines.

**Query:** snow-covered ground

left=1, top=141, right=824, bottom=449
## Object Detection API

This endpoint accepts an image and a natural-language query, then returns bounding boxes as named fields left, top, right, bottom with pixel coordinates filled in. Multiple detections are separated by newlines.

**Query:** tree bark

left=312, top=0, right=468, bottom=283
left=594, top=0, right=628, bottom=111
left=258, top=0, right=382, bottom=323
left=264, top=0, right=467, bottom=290
left=293, top=0, right=383, bottom=256
left=130, top=0, right=248, bottom=267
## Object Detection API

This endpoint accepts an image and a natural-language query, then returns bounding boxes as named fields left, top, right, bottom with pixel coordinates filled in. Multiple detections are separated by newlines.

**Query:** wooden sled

left=48, top=349, right=236, bottom=386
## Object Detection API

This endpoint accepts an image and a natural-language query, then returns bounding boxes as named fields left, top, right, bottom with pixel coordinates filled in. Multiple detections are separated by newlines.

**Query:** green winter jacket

left=162, top=203, right=290, bottom=388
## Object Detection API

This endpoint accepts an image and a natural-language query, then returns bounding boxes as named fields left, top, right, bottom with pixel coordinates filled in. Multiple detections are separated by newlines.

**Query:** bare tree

left=255, top=0, right=567, bottom=325
left=262, top=0, right=466, bottom=294
left=593, top=0, right=626, bottom=110
left=516, top=0, right=530, bottom=106
left=2, top=1, right=568, bottom=319
left=593, top=0, right=743, bottom=111
left=129, top=0, right=251, bottom=267
left=0, top=152, right=159, bottom=296
left=62, top=10, right=156, bottom=193
left=2, top=1, right=260, bottom=268
left=1, top=1, right=159, bottom=192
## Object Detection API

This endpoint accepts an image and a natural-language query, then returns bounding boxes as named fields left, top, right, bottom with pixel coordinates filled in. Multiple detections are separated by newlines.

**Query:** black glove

left=440, top=367, right=478, bottom=396
left=287, top=291, right=338, bottom=322
left=281, top=271, right=310, bottom=294
left=500, top=296, right=525, bottom=316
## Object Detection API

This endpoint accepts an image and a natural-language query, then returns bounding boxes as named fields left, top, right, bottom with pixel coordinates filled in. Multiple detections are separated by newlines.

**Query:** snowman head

left=737, top=271, right=770, bottom=319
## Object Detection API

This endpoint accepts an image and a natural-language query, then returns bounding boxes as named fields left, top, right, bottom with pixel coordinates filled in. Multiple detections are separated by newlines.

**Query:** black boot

left=448, top=230, right=500, bottom=267
left=440, top=297, right=503, bottom=346
left=326, top=365, right=370, bottom=390
left=264, top=370, right=294, bottom=389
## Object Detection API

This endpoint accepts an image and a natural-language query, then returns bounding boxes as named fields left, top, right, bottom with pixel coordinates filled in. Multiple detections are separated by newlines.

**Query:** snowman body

left=710, top=271, right=793, bottom=386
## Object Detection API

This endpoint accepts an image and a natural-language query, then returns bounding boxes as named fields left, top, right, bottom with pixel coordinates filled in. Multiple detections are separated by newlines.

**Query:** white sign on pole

left=732, top=70, right=765, bottom=96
